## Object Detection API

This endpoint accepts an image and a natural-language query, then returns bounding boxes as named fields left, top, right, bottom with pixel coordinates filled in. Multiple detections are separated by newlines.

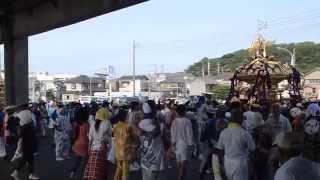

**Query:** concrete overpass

left=0, top=0, right=148, bottom=105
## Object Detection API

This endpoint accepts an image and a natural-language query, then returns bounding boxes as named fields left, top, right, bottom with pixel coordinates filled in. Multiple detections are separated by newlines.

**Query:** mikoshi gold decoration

left=227, top=35, right=302, bottom=106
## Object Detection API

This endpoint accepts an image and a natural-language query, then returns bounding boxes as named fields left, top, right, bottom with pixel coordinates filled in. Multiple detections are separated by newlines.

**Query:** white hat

left=143, top=103, right=152, bottom=114
left=16, top=110, right=33, bottom=126
left=113, top=101, right=119, bottom=106
left=225, top=112, right=231, bottom=119
left=139, top=119, right=155, bottom=132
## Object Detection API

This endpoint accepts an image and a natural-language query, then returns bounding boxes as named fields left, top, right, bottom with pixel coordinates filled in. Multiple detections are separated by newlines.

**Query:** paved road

left=0, top=132, right=213, bottom=180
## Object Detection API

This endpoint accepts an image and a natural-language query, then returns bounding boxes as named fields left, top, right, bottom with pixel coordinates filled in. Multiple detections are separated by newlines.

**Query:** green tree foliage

left=186, top=42, right=320, bottom=76
left=46, top=90, right=55, bottom=101
left=212, top=85, right=230, bottom=100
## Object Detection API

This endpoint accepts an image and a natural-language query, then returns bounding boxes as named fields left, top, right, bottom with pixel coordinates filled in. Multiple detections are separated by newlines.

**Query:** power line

left=268, top=8, right=320, bottom=24
left=261, top=9, right=320, bottom=30
left=264, top=20, right=320, bottom=36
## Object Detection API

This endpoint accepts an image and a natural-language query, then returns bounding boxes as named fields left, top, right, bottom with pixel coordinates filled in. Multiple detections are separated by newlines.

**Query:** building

left=29, top=72, right=77, bottom=102
left=62, top=75, right=106, bottom=102
left=0, top=0, right=147, bottom=105
left=189, top=73, right=232, bottom=96
left=117, top=75, right=149, bottom=93
left=29, top=72, right=61, bottom=102
left=304, top=69, right=320, bottom=100
left=157, top=72, right=194, bottom=97
left=144, top=72, right=195, bottom=98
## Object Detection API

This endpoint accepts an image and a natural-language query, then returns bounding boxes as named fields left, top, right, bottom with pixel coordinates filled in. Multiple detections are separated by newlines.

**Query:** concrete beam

left=3, top=18, right=29, bottom=105
left=0, top=0, right=147, bottom=41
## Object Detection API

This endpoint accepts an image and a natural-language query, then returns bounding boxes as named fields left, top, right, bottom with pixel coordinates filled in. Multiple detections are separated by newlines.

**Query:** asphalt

left=0, top=132, right=213, bottom=180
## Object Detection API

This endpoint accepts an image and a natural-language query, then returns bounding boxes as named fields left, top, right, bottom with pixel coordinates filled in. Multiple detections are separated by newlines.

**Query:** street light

left=277, top=47, right=296, bottom=67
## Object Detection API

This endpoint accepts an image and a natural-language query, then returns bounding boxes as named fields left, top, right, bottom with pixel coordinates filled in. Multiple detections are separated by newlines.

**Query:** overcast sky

left=7, top=0, right=320, bottom=76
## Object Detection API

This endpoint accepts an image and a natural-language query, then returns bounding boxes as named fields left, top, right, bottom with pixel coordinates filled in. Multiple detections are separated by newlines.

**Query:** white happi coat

left=217, top=123, right=255, bottom=180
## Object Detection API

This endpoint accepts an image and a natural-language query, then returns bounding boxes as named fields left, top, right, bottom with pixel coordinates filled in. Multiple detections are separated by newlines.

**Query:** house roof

left=193, top=76, right=219, bottom=84
left=161, top=72, right=194, bottom=83
left=118, top=75, right=149, bottom=81
left=305, top=69, right=320, bottom=79
left=211, top=72, right=233, bottom=81
left=65, top=75, right=104, bottom=84
left=190, top=73, right=232, bottom=85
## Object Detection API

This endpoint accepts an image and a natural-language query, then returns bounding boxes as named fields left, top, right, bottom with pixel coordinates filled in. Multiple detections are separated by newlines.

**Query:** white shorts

left=175, top=145, right=190, bottom=162
left=224, top=157, right=248, bottom=180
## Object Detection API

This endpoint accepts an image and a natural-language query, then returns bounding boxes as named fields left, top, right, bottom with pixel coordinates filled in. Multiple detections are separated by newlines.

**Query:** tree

left=212, top=84, right=230, bottom=101
left=186, top=41, right=320, bottom=75
left=46, top=89, right=55, bottom=101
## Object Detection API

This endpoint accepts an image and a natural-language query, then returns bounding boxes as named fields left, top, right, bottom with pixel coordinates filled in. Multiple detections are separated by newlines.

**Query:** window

left=71, top=83, right=76, bottom=89
left=309, top=79, right=320, bottom=84
left=313, top=88, right=316, bottom=94
left=121, top=81, right=130, bottom=88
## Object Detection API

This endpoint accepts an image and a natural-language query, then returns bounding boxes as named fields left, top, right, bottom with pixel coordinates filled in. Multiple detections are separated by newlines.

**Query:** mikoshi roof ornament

left=227, top=35, right=302, bottom=106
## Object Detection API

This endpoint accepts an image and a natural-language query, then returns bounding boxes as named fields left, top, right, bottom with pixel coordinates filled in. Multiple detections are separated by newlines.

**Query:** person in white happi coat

left=243, top=104, right=264, bottom=133
left=171, top=105, right=194, bottom=180
left=217, top=108, right=255, bottom=180
left=265, top=103, right=292, bottom=180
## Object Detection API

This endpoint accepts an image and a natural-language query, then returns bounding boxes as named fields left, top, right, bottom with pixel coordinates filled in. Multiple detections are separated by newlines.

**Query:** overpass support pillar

left=3, top=18, right=29, bottom=105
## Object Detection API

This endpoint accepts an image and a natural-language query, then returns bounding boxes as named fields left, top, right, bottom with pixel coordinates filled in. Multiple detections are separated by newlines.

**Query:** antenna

left=257, top=19, right=268, bottom=32
left=160, top=65, right=164, bottom=74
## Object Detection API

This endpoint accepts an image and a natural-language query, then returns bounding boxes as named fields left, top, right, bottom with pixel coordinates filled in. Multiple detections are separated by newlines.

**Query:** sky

left=17, top=0, right=320, bottom=76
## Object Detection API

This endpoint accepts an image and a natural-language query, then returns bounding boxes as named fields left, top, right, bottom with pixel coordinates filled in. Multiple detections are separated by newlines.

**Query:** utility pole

left=89, top=76, right=92, bottom=96
left=106, top=68, right=112, bottom=102
left=176, top=83, right=179, bottom=100
left=32, top=79, right=36, bottom=102
left=133, top=40, right=136, bottom=97
left=95, top=67, right=112, bottom=102
left=148, top=79, right=151, bottom=98
left=276, top=47, right=296, bottom=67
left=108, top=67, right=112, bottom=101
left=202, top=62, right=205, bottom=77
left=207, top=61, right=210, bottom=76
left=291, top=48, right=296, bottom=67
left=217, top=62, right=221, bottom=75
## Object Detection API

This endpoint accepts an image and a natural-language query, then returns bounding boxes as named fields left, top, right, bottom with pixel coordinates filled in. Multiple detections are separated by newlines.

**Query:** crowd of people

left=0, top=97, right=320, bottom=180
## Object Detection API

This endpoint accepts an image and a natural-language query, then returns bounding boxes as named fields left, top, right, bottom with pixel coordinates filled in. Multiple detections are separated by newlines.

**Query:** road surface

left=0, top=132, right=213, bottom=180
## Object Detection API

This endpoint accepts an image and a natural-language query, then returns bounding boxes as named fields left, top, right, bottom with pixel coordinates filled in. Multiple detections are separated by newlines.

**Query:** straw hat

left=250, top=103, right=261, bottom=108
left=95, top=108, right=111, bottom=121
